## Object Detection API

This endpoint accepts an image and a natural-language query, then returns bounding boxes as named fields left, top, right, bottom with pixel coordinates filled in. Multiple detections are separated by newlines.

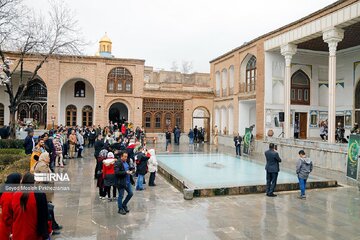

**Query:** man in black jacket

left=115, top=151, right=134, bottom=215
left=135, top=151, right=149, bottom=191
left=93, top=134, right=104, bottom=179
left=165, top=130, right=171, bottom=152
left=24, top=130, right=35, bottom=155
left=264, top=143, right=282, bottom=197
left=233, top=133, right=242, bottom=156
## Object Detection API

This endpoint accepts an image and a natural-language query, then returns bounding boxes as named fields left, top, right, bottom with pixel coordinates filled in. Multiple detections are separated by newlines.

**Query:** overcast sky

left=25, top=0, right=337, bottom=73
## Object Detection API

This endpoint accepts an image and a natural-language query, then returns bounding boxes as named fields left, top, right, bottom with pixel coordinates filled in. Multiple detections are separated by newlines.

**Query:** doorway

left=109, top=102, right=128, bottom=125
left=294, top=112, right=307, bottom=139
left=192, top=107, right=210, bottom=142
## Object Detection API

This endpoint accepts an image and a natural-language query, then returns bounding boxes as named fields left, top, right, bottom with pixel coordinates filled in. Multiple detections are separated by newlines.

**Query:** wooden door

left=299, top=113, right=307, bottom=139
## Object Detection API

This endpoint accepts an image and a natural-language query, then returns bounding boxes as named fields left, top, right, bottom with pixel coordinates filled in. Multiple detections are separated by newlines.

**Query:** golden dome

left=99, top=33, right=112, bottom=43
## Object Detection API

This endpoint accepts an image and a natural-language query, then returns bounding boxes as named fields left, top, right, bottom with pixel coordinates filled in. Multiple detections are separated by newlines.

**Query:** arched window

left=108, top=80, right=114, bottom=92
left=0, top=103, right=4, bottom=126
left=107, top=67, right=133, bottom=93
left=291, top=70, right=310, bottom=105
left=165, top=113, right=172, bottom=129
left=23, top=79, right=47, bottom=101
left=66, top=105, right=77, bottom=126
left=144, top=112, right=151, bottom=128
left=221, top=107, right=227, bottom=135
left=117, top=81, right=123, bottom=91
left=246, top=56, right=256, bottom=92
left=74, top=81, right=85, bottom=97
left=355, top=81, right=360, bottom=124
left=82, top=105, right=93, bottom=127
left=229, top=66, right=234, bottom=95
left=215, top=71, right=220, bottom=97
left=222, top=69, right=228, bottom=96
left=18, top=103, right=29, bottom=121
left=155, top=113, right=161, bottom=129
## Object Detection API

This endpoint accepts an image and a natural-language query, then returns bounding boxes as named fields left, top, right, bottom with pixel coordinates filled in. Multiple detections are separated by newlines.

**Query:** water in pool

left=157, top=153, right=322, bottom=189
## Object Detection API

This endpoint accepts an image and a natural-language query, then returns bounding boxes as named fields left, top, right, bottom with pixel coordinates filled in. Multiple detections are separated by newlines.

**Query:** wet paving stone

left=52, top=144, right=360, bottom=239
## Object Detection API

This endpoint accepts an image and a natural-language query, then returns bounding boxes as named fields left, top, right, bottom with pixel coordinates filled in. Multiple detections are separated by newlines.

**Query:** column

left=281, top=44, right=297, bottom=138
left=323, top=27, right=344, bottom=143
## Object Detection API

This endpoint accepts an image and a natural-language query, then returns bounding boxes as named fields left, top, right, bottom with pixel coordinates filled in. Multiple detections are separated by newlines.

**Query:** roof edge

left=210, top=0, right=349, bottom=63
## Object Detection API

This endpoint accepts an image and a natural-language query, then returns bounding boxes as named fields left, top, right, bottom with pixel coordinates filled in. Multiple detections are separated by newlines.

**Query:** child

left=296, top=150, right=313, bottom=199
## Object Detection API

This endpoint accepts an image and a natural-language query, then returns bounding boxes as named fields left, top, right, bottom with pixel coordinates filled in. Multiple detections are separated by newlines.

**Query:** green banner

left=346, top=134, right=360, bottom=180
left=243, top=128, right=251, bottom=155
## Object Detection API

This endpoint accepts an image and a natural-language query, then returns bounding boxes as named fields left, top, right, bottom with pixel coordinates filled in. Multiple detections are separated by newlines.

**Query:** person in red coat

left=11, top=172, right=50, bottom=240
left=0, top=173, right=22, bottom=240
left=121, top=124, right=126, bottom=136
left=102, top=152, right=117, bottom=201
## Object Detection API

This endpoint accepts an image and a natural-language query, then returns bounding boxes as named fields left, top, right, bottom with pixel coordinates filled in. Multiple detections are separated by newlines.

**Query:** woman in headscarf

left=0, top=173, right=22, bottom=239
left=11, top=172, right=50, bottom=240
left=147, top=149, right=158, bottom=186
left=102, top=152, right=117, bottom=201
left=96, top=149, right=108, bottom=199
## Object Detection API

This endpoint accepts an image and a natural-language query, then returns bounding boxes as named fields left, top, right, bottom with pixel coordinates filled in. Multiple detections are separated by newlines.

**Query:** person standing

left=0, top=173, right=22, bottom=240
left=68, top=130, right=77, bottom=159
left=102, top=152, right=117, bottom=201
left=115, top=152, right=134, bottom=215
left=88, top=127, right=96, bottom=148
left=213, top=125, right=219, bottom=145
left=76, top=131, right=84, bottom=158
left=188, top=128, right=194, bottom=144
left=319, top=121, right=328, bottom=141
left=233, top=133, right=242, bottom=156
left=264, top=143, right=282, bottom=197
left=135, top=151, right=149, bottom=191
left=193, top=126, right=198, bottom=143
left=43, top=132, right=55, bottom=172
left=11, top=173, right=51, bottom=240
left=53, top=134, right=64, bottom=168
left=296, top=150, right=313, bottom=199
left=24, top=130, right=35, bottom=155
left=294, top=118, right=300, bottom=139
left=147, top=149, right=158, bottom=186
left=165, top=130, right=171, bottom=152
left=94, top=134, right=104, bottom=179
left=175, top=127, right=181, bottom=145
left=173, top=126, right=178, bottom=144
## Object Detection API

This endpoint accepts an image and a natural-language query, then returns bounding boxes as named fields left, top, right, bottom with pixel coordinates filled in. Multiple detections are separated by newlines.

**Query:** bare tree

left=181, top=60, right=193, bottom=74
left=170, top=60, right=178, bottom=72
left=0, top=0, right=84, bottom=138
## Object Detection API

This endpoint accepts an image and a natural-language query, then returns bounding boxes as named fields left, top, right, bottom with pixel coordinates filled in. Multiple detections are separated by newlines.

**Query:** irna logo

left=34, top=173, right=70, bottom=182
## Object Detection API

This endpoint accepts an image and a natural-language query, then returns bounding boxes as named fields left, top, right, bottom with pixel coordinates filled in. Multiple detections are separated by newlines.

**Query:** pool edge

left=158, top=165, right=339, bottom=198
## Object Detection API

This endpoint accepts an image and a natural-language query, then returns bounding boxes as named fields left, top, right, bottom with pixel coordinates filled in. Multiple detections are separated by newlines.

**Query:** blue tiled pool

left=157, top=153, right=323, bottom=189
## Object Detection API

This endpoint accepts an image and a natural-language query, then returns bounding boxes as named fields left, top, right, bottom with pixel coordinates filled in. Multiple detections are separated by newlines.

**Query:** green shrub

left=0, top=157, right=30, bottom=183
left=0, top=139, right=25, bottom=149
left=0, top=154, right=24, bottom=167
left=0, top=148, right=25, bottom=155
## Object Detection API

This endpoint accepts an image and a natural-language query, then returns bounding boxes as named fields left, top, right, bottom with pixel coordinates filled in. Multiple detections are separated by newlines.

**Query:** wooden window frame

left=66, top=105, right=77, bottom=127
left=291, top=70, right=310, bottom=105
left=245, top=56, right=256, bottom=92
left=107, top=67, right=133, bottom=94
left=82, top=105, right=93, bottom=127
left=74, top=81, right=86, bottom=98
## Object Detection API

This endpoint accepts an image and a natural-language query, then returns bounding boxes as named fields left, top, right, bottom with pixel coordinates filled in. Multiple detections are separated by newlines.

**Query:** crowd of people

left=0, top=121, right=159, bottom=238
left=92, top=124, right=159, bottom=215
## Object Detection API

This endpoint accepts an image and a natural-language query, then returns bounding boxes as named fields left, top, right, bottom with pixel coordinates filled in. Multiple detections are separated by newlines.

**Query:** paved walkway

left=52, top=143, right=360, bottom=240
